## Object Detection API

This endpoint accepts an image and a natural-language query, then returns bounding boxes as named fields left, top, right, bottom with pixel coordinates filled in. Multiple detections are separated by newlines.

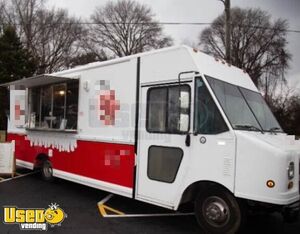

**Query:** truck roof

left=2, top=45, right=257, bottom=92
left=52, top=45, right=257, bottom=92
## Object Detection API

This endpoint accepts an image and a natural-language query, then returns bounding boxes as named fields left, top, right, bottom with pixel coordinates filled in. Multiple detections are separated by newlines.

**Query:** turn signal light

left=266, top=180, right=275, bottom=188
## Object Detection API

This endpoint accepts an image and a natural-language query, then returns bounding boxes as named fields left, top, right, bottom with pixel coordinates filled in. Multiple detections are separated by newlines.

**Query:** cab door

left=136, top=82, right=192, bottom=208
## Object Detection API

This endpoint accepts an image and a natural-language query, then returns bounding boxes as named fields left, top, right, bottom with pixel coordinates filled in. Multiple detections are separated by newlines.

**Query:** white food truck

left=3, top=45, right=300, bottom=233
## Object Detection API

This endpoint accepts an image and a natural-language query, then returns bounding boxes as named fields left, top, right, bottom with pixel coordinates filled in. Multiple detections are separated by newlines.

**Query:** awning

left=0, top=74, right=78, bottom=88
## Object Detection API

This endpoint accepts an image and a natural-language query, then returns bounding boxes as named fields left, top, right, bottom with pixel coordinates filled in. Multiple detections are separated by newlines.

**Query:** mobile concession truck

left=3, top=46, right=300, bottom=233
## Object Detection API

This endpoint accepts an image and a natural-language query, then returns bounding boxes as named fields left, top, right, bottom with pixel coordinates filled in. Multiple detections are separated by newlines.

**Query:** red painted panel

left=7, top=133, right=135, bottom=188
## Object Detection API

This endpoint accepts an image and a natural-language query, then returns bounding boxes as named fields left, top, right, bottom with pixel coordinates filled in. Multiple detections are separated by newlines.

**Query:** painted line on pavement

left=97, top=194, right=124, bottom=216
left=97, top=193, right=194, bottom=218
left=102, top=212, right=195, bottom=218
left=0, top=171, right=38, bottom=183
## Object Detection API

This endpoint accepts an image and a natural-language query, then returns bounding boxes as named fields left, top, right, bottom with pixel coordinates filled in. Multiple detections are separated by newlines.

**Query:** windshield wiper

left=268, top=127, right=282, bottom=133
left=234, top=124, right=264, bottom=133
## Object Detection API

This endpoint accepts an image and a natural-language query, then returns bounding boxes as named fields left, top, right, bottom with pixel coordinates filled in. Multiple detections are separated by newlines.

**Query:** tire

left=283, top=209, right=299, bottom=223
left=41, top=160, right=54, bottom=181
left=194, top=186, right=245, bottom=234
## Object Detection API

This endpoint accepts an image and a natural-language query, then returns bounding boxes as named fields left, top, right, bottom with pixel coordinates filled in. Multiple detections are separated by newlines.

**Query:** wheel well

left=179, top=181, right=233, bottom=205
left=34, top=153, right=49, bottom=169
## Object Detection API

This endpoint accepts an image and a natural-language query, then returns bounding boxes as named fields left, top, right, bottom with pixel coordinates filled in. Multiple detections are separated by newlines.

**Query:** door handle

left=185, top=134, right=191, bottom=147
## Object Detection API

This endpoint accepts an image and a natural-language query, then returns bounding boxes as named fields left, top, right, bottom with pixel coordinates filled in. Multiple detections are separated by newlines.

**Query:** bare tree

left=69, top=51, right=108, bottom=68
left=88, top=0, right=173, bottom=57
left=199, top=7, right=291, bottom=91
left=0, top=1, right=6, bottom=28
left=268, top=85, right=300, bottom=135
left=1, top=0, right=84, bottom=73
left=32, top=8, right=83, bottom=73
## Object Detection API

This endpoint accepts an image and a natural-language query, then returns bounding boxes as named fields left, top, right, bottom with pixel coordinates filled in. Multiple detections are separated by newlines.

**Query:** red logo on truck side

left=98, top=80, right=120, bottom=125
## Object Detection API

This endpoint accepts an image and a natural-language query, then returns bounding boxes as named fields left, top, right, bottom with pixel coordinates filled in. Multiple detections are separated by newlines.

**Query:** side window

left=194, top=77, right=228, bottom=134
left=147, top=146, right=183, bottom=183
left=28, top=81, right=79, bottom=130
left=66, top=82, right=79, bottom=130
left=41, top=86, right=52, bottom=128
left=147, top=85, right=190, bottom=134
left=53, top=84, right=66, bottom=129
left=147, top=88, right=167, bottom=132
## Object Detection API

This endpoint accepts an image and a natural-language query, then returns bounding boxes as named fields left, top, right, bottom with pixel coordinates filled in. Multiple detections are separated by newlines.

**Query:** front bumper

left=283, top=200, right=300, bottom=213
left=282, top=175, right=300, bottom=222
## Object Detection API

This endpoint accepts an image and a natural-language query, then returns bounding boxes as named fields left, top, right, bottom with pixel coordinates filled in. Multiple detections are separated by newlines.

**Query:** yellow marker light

left=266, top=180, right=275, bottom=188
left=288, top=181, right=294, bottom=190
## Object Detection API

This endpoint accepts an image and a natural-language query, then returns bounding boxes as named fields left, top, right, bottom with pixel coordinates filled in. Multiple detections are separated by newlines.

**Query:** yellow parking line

left=98, top=204, right=124, bottom=216
left=102, top=205, right=124, bottom=215
left=98, top=204, right=107, bottom=216
left=96, top=193, right=194, bottom=219
left=97, top=194, right=124, bottom=217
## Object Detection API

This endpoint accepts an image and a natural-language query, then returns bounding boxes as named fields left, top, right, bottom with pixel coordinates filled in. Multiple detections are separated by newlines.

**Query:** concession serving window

left=3, top=75, right=79, bottom=132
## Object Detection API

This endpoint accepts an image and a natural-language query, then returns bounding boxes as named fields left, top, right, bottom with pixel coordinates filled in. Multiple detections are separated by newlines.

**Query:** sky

left=47, top=0, right=300, bottom=91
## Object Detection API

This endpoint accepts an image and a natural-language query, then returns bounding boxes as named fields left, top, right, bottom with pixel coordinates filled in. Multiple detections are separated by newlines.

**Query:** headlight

left=287, top=162, right=295, bottom=180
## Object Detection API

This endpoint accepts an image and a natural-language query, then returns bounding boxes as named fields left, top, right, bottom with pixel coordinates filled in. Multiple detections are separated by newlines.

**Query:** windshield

left=206, top=76, right=282, bottom=132
left=194, top=77, right=228, bottom=134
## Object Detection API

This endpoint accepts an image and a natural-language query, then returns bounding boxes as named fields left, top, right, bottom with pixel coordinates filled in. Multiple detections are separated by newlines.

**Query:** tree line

left=0, top=0, right=299, bottom=135
left=0, top=0, right=172, bottom=74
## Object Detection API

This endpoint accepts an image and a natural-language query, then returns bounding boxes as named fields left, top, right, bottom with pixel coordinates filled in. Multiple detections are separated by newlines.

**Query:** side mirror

left=180, top=91, right=189, bottom=109
left=179, top=90, right=189, bottom=132
left=179, top=114, right=189, bottom=132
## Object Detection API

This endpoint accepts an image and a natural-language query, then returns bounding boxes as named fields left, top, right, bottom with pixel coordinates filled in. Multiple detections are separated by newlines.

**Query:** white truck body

left=5, top=45, right=299, bottom=232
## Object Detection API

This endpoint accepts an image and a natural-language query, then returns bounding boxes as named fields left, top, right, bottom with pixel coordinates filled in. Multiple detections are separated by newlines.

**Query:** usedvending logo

left=3, top=203, right=67, bottom=231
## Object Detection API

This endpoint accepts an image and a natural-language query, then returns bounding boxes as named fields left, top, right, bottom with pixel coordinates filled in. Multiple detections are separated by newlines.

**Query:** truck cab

left=135, top=47, right=300, bottom=233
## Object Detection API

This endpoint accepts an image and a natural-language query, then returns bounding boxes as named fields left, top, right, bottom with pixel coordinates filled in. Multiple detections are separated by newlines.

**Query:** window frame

left=27, top=80, right=79, bottom=132
left=193, top=76, right=229, bottom=135
left=146, top=84, right=191, bottom=135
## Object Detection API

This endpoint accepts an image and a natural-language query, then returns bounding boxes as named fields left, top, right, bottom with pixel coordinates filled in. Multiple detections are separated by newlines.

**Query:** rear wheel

left=194, top=186, right=244, bottom=234
left=41, top=160, right=54, bottom=181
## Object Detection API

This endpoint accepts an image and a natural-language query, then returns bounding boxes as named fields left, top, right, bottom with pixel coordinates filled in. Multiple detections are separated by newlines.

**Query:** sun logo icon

left=44, top=203, right=67, bottom=227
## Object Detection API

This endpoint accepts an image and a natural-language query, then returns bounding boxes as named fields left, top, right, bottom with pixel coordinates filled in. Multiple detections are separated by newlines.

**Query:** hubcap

left=202, top=196, right=230, bottom=227
left=43, top=163, right=52, bottom=178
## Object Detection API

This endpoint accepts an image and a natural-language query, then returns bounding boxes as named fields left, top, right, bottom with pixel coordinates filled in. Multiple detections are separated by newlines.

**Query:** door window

left=147, top=85, right=190, bottom=134
left=147, top=146, right=183, bottom=183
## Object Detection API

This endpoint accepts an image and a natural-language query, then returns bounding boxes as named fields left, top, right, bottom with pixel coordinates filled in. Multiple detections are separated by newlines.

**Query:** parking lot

left=0, top=168, right=299, bottom=234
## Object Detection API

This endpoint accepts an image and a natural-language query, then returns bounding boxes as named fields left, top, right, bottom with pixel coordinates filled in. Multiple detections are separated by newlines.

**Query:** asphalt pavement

left=0, top=170, right=299, bottom=234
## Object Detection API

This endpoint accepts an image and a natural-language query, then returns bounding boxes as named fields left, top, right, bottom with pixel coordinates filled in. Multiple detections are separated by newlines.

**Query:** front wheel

left=194, top=186, right=245, bottom=234
left=41, top=160, right=54, bottom=181
left=283, top=209, right=299, bottom=223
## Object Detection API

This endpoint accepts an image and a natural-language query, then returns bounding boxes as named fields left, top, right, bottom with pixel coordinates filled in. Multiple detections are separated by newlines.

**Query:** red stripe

left=7, top=133, right=135, bottom=188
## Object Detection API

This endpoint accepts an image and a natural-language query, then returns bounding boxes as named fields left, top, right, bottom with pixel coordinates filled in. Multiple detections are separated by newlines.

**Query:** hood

left=235, top=131, right=300, bottom=159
